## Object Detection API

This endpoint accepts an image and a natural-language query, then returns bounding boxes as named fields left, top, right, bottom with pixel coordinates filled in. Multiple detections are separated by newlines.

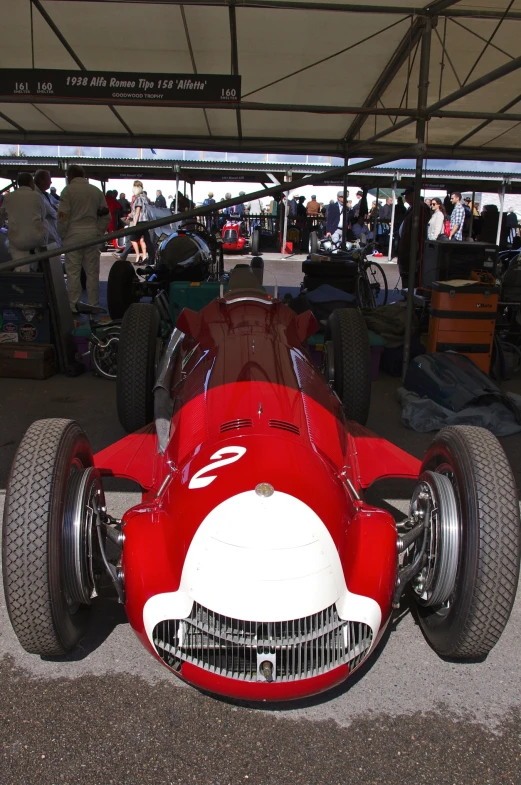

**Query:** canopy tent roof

left=2, top=154, right=521, bottom=193
left=1, top=0, right=521, bottom=161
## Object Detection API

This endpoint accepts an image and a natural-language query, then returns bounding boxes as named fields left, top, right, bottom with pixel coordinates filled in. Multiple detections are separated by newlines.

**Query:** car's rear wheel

left=107, top=259, right=138, bottom=319
left=117, top=303, right=160, bottom=432
left=309, top=231, right=319, bottom=254
left=324, top=308, right=371, bottom=425
left=2, top=419, right=99, bottom=656
left=412, top=425, right=520, bottom=659
left=251, top=228, right=261, bottom=256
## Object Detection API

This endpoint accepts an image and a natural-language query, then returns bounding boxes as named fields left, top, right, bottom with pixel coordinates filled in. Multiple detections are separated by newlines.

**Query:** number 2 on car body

left=188, top=446, right=247, bottom=489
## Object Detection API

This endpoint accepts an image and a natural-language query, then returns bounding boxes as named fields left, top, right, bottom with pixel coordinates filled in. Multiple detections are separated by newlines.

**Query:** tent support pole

left=403, top=16, right=432, bottom=381
left=388, top=174, right=398, bottom=260
left=281, top=170, right=290, bottom=257
left=341, top=153, right=349, bottom=251
left=496, top=180, right=507, bottom=247
left=469, top=190, right=475, bottom=238
left=175, top=166, right=180, bottom=212
left=373, top=186, right=380, bottom=243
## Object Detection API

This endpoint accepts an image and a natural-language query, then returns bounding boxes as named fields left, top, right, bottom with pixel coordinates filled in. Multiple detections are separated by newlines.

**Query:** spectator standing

left=449, top=192, right=465, bottom=241
left=397, top=186, right=431, bottom=288
left=235, top=192, right=247, bottom=218
left=155, top=190, right=167, bottom=209
left=105, top=190, right=123, bottom=250
left=353, top=190, right=365, bottom=219
left=3, top=173, right=46, bottom=271
left=506, top=209, right=519, bottom=244
left=34, top=169, right=61, bottom=251
left=325, top=190, right=353, bottom=244
left=118, top=192, right=131, bottom=217
left=427, top=198, right=447, bottom=240
left=306, top=194, right=320, bottom=217
left=49, top=186, right=61, bottom=207
left=288, top=195, right=298, bottom=220
left=57, top=164, right=110, bottom=312
left=380, top=197, right=393, bottom=224
left=126, top=180, right=150, bottom=264
left=203, top=191, right=216, bottom=228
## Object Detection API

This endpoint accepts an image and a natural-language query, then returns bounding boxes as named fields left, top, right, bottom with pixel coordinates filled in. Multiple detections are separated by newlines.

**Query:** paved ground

left=1, top=252, right=521, bottom=785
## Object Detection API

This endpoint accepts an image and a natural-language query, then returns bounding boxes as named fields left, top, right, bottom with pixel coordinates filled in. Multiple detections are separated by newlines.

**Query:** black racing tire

left=251, top=229, right=261, bottom=256
left=107, top=259, right=138, bottom=320
left=309, top=231, right=319, bottom=254
left=325, top=308, right=371, bottom=425
left=416, top=425, right=520, bottom=659
left=117, top=303, right=160, bottom=433
left=2, top=419, right=93, bottom=656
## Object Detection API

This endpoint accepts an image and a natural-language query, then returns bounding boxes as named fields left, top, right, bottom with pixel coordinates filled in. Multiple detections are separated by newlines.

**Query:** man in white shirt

left=3, top=173, right=46, bottom=271
left=58, top=165, right=110, bottom=312
left=34, top=169, right=61, bottom=251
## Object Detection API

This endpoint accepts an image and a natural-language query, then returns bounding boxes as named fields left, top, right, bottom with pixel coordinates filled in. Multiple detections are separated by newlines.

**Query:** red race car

left=221, top=214, right=250, bottom=252
left=3, top=268, right=520, bottom=702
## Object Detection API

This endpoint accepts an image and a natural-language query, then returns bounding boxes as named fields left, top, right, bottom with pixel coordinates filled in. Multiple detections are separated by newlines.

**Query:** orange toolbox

left=427, top=280, right=499, bottom=374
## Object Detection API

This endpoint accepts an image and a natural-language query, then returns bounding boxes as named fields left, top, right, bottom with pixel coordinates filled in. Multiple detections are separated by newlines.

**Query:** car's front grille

left=223, top=230, right=238, bottom=242
left=153, top=603, right=372, bottom=681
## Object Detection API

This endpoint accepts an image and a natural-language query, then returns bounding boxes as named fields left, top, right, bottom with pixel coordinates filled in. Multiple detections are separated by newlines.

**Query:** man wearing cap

left=306, top=194, right=320, bottom=218
left=326, top=190, right=354, bottom=244
left=397, top=186, right=431, bottom=288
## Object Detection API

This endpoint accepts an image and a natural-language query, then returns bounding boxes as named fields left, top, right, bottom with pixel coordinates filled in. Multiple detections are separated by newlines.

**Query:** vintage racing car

left=221, top=214, right=250, bottom=253
left=3, top=266, right=520, bottom=701
left=106, top=221, right=223, bottom=320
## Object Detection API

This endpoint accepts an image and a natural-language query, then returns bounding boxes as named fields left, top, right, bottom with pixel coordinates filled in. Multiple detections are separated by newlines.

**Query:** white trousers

left=65, top=245, right=100, bottom=309
left=9, top=245, right=38, bottom=272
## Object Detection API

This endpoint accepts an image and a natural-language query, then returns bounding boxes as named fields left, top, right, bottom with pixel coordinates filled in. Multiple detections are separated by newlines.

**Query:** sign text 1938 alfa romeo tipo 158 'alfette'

left=3, top=267, right=519, bottom=701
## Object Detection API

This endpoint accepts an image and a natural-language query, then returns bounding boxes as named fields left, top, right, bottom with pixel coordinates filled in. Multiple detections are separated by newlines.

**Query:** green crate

left=170, top=281, right=226, bottom=324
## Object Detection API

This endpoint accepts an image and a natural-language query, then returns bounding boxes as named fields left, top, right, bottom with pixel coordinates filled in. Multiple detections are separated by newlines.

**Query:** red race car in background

left=221, top=214, right=250, bottom=252
left=3, top=266, right=520, bottom=702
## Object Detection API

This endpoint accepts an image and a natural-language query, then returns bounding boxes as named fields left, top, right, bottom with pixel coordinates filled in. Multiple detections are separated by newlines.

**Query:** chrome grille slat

left=268, top=419, right=300, bottom=435
left=220, top=418, right=253, bottom=432
left=153, top=603, right=373, bottom=682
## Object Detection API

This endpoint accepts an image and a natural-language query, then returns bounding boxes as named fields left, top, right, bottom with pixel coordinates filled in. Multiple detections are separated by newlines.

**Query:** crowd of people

left=1, top=171, right=520, bottom=311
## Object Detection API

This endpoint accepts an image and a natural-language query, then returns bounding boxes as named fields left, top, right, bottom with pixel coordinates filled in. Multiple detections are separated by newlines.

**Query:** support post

left=175, top=165, right=180, bottom=212
left=373, top=186, right=380, bottom=245
left=388, top=174, right=398, bottom=260
left=497, top=180, right=507, bottom=247
left=190, top=182, right=194, bottom=208
left=341, top=153, right=349, bottom=251
left=281, top=170, right=291, bottom=257
left=402, top=17, right=432, bottom=380
left=469, top=189, right=475, bottom=239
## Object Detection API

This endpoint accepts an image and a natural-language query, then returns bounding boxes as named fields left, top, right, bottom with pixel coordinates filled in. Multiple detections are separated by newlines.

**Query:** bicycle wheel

left=355, top=274, right=374, bottom=309
left=364, top=261, right=388, bottom=307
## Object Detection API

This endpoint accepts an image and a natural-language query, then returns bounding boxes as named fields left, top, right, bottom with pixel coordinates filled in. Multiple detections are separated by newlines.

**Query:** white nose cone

left=180, top=490, right=343, bottom=622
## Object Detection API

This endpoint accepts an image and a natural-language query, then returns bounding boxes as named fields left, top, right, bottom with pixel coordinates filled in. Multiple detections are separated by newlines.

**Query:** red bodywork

left=95, top=294, right=420, bottom=701
left=221, top=217, right=249, bottom=252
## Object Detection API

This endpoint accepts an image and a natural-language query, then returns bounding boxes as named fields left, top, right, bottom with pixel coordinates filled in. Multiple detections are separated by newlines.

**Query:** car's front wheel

left=412, top=425, right=520, bottom=659
left=2, top=419, right=98, bottom=656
